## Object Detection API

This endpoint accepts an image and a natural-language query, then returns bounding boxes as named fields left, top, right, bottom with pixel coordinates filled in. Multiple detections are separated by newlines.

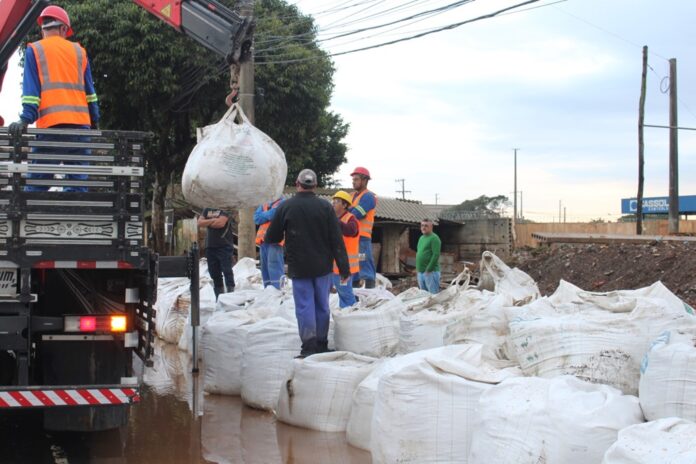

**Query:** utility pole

left=558, top=200, right=562, bottom=224
left=668, top=58, right=679, bottom=234
left=637, top=46, right=648, bottom=235
left=395, top=179, right=411, bottom=200
left=520, top=191, right=523, bottom=221
left=235, top=0, right=257, bottom=259
left=513, top=149, right=519, bottom=221
left=564, top=206, right=567, bottom=223
left=435, top=193, right=439, bottom=205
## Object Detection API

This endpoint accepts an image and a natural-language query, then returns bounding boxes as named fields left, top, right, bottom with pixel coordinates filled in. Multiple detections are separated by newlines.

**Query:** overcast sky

left=1, top=0, right=694, bottom=222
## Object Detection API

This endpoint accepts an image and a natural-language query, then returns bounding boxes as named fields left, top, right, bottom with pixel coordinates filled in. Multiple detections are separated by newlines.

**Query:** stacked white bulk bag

left=143, top=338, right=193, bottom=401
left=276, top=352, right=376, bottom=432
left=202, top=310, right=256, bottom=395
left=347, top=346, right=470, bottom=451
left=241, top=317, right=301, bottom=411
left=178, top=282, right=217, bottom=354
left=332, top=297, right=403, bottom=357
left=602, top=418, right=696, bottom=464
left=469, top=376, right=644, bottom=464
left=371, top=344, right=521, bottom=464
left=397, top=273, right=471, bottom=353
left=507, top=284, right=696, bottom=395
left=216, top=289, right=262, bottom=312
left=450, top=289, right=513, bottom=360
left=154, top=277, right=192, bottom=344
left=182, top=103, right=287, bottom=210
left=480, top=251, right=539, bottom=305
left=233, top=257, right=264, bottom=290
left=639, top=330, right=696, bottom=421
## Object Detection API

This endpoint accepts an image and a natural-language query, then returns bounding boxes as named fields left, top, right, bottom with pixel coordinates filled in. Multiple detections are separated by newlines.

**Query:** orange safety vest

left=255, top=200, right=284, bottom=246
left=351, top=189, right=377, bottom=239
left=29, top=36, right=91, bottom=128
left=334, top=211, right=360, bottom=275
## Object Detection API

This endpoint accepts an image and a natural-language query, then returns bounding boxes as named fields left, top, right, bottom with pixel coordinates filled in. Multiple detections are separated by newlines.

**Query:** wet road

left=0, top=343, right=372, bottom=464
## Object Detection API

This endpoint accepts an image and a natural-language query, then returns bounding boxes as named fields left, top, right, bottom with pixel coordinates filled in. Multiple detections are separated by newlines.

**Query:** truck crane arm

left=0, top=0, right=252, bottom=125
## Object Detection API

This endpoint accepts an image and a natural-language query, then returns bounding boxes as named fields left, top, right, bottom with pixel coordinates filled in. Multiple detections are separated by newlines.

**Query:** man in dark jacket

left=266, top=168, right=350, bottom=357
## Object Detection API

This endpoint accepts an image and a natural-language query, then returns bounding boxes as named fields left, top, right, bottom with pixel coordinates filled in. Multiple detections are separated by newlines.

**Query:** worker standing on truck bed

left=265, top=169, right=350, bottom=358
left=8, top=5, right=99, bottom=193
left=350, top=167, right=377, bottom=288
left=254, top=197, right=286, bottom=289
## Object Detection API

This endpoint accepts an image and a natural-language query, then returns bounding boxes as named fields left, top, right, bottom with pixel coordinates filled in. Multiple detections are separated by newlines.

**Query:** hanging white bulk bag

left=480, top=251, right=539, bottom=305
left=469, top=376, right=644, bottom=464
left=240, top=317, right=300, bottom=411
left=202, top=310, right=256, bottom=395
left=182, top=103, right=287, bottom=209
left=332, top=297, right=404, bottom=357
left=276, top=351, right=376, bottom=432
left=371, top=344, right=521, bottom=464
left=602, top=418, right=696, bottom=464
left=639, top=330, right=696, bottom=421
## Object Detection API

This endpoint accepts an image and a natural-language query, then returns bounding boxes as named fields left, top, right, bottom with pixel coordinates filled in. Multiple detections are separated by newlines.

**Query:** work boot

left=316, top=340, right=333, bottom=354
left=296, top=337, right=318, bottom=358
left=365, top=279, right=376, bottom=289
left=214, top=286, right=225, bottom=300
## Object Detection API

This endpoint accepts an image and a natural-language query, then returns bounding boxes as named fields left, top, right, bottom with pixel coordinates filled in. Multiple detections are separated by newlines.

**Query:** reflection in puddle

left=142, top=341, right=371, bottom=464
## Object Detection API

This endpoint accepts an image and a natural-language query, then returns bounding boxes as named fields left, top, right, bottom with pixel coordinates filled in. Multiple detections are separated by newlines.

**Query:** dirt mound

left=513, top=241, right=696, bottom=308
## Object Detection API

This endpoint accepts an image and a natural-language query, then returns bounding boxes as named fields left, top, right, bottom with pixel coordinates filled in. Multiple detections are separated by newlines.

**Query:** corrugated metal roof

left=283, top=187, right=433, bottom=224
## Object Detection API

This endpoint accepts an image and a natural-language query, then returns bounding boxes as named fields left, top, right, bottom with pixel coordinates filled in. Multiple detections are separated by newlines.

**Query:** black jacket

left=265, top=191, right=350, bottom=279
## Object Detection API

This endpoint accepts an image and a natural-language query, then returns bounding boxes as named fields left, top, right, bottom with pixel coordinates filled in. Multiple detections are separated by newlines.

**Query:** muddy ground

left=513, top=240, right=696, bottom=307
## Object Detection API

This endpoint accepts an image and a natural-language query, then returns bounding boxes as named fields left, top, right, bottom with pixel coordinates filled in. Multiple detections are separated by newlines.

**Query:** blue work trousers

left=260, top=243, right=285, bottom=289
left=207, top=245, right=235, bottom=298
left=354, top=237, right=376, bottom=283
left=417, top=271, right=441, bottom=294
left=292, top=274, right=332, bottom=347
left=26, top=130, right=89, bottom=192
left=332, top=273, right=357, bottom=308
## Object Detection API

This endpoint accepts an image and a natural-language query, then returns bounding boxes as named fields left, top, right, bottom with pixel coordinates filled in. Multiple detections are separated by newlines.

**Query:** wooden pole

left=668, top=58, right=679, bottom=234
left=637, top=46, right=647, bottom=234
left=235, top=0, right=257, bottom=259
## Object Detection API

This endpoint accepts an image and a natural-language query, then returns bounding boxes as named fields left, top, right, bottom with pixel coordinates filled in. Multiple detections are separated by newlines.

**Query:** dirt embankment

left=513, top=241, right=696, bottom=308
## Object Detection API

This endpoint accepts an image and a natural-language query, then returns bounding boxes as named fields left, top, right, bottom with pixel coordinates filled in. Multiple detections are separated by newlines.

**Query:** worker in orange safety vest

left=331, top=191, right=360, bottom=307
left=254, top=197, right=286, bottom=289
left=350, top=167, right=377, bottom=288
left=8, top=5, right=100, bottom=193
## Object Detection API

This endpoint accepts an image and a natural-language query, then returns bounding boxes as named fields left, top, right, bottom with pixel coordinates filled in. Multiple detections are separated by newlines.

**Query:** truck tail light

left=64, top=314, right=128, bottom=333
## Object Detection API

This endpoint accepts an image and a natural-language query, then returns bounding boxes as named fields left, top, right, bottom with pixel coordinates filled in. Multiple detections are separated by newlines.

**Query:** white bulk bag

left=276, top=352, right=376, bottom=432
left=639, top=330, right=696, bottom=421
left=602, top=418, right=696, bottom=464
left=398, top=272, right=471, bottom=353
left=469, top=376, right=644, bottom=464
left=332, top=297, right=404, bottom=357
left=178, top=282, right=217, bottom=354
left=240, top=317, right=300, bottom=411
left=202, top=310, right=256, bottom=395
left=182, top=103, right=287, bottom=209
left=480, top=251, right=539, bottom=305
left=233, top=257, right=264, bottom=290
left=508, top=291, right=696, bottom=395
left=371, top=344, right=521, bottom=464
left=154, top=277, right=191, bottom=344
left=347, top=345, right=480, bottom=451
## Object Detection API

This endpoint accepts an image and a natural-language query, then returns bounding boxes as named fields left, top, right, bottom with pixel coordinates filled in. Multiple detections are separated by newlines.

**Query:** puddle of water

left=140, top=340, right=372, bottom=464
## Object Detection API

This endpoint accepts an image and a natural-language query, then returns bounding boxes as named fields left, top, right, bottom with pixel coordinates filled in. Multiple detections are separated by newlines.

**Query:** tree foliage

left=442, top=195, right=510, bottom=218
left=61, top=0, right=348, bottom=251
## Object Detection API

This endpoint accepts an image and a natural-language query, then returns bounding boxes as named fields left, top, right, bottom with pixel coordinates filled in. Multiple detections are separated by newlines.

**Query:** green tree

left=441, top=195, right=510, bottom=219
left=64, top=0, right=348, bottom=252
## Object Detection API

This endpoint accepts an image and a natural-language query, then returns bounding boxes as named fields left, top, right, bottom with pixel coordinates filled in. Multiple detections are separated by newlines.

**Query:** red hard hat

left=38, top=6, right=73, bottom=37
left=350, top=167, right=371, bottom=180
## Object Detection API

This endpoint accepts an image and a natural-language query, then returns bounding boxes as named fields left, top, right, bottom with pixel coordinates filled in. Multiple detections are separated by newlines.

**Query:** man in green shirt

left=416, top=218, right=441, bottom=294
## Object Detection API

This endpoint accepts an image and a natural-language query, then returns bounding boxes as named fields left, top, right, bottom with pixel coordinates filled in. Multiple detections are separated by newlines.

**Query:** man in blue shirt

left=254, top=198, right=285, bottom=289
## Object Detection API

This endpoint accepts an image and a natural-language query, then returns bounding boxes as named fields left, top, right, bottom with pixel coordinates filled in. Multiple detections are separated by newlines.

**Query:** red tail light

left=64, top=315, right=129, bottom=333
